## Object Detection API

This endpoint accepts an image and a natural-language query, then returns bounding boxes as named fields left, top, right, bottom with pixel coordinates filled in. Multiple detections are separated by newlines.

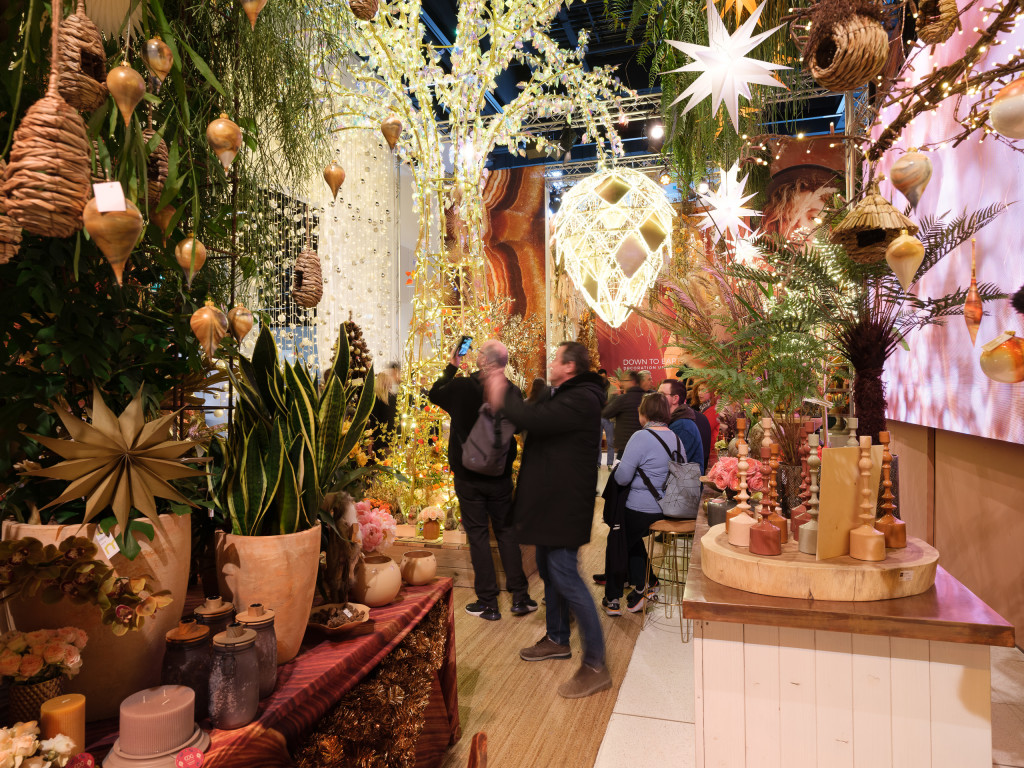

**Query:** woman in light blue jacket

left=602, top=392, right=681, bottom=616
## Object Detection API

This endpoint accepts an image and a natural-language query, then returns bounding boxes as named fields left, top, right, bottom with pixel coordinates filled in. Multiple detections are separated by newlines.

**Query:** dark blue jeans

left=535, top=545, right=606, bottom=668
left=604, top=508, right=664, bottom=600
left=599, top=418, right=615, bottom=466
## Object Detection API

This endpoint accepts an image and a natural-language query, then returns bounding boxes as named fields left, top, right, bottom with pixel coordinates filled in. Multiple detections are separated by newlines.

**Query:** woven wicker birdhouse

left=291, top=246, right=323, bottom=308
left=917, top=0, right=958, bottom=45
left=0, top=160, right=22, bottom=264
left=805, top=13, right=889, bottom=92
left=143, top=127, right=169, bottom=210
left=58, top=0, right=108, bottom=112
left=832, top=183, right=919, bottom=264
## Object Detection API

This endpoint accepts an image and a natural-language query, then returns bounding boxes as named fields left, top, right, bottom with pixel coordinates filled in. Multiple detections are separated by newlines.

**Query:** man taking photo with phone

left=428, top=338, right=536, bottom=621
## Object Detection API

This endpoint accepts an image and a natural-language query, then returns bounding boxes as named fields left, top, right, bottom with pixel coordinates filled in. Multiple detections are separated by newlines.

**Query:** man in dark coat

left=484, top=341, right=611, bottom=700
left=601, top=371, right=644, bottom=456
left=429, top=340, right=536, bottom=622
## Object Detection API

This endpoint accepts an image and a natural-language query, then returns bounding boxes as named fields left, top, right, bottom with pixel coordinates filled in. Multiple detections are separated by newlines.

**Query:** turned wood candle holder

left=767, top=443, right=789, bottom=545
left=791, top=422, right=812, bottom=540
left=725, top=417, right=747, bottom=535
left=849, top=435, right=886, bottom=562
left=798, top=434, right=821, bottom=555
left=727, top=439, right=755, bottom=547
left=749, top=443, right=782, bottom=556
left=874, top=431, right=907, bottom=548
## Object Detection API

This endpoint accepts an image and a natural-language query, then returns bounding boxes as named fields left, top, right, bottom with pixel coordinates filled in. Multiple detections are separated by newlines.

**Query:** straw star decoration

left=697, top=164, right=761, bottom=243
left=23, top=385, right=205, bottom=534
left=663, top=0, right=789, bottom=132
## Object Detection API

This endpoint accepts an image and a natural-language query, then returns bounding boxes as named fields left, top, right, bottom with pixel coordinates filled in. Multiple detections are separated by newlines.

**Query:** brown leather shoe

left=557, top=663, right=612, bottom=698
left=519, top=635, right=572, bottom=662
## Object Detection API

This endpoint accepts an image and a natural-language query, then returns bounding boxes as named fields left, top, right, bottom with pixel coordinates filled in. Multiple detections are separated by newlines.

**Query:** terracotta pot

left=352, top=555, right=402, bottom=607
left=215, top=525, right=320, bottom=665
left=421, top=520, right=441, bottom=541
left=10, top=676, right=63, bottom=723
left=399, top=550, right=437, bottom=586
left=3, top=514, right=191, bottom=721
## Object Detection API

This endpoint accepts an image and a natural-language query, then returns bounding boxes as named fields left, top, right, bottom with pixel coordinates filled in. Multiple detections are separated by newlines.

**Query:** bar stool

left=642, top=518, right=697, bottom=641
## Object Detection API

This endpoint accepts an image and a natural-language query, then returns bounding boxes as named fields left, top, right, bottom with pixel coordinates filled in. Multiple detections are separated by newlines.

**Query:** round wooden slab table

left=700, top=522, right=938, bottom=601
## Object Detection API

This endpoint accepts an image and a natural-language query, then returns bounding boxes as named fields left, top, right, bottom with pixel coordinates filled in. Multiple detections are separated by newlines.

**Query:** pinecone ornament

left=344, top=316, right=372, bottom=381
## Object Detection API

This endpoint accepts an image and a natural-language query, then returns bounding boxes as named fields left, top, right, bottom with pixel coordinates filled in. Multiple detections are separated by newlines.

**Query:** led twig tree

left=313, top=0, right=630, bottom=513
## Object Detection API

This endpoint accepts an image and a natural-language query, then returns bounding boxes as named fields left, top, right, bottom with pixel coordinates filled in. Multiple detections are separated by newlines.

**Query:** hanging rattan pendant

left=0, top=160, right=22, bottom=264
left=832, top=182, right=918, bottom=264
left=143, top=127, right=169, bottom=210
left=291, top=242, right=323, bottom=308
left=917, top=0, right=958, bottom=45
left=805, top=11, right=889, bottom=93
left=58, top=0, right=108, bottom=112
left=1, top=1, right=91, bottom=238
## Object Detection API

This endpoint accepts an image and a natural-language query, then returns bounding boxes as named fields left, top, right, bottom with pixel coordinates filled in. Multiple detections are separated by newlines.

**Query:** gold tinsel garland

left=295, top=596, right=450, bottom=768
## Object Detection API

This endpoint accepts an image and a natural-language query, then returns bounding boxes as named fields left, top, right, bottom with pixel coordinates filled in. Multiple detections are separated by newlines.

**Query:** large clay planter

left=215, top=525, right=320, bottom=665
left=352, top=555, right=402, bottom=607
left=3, top=514, right=191, bottom=721
left=399, top=550, right=437, bottom=586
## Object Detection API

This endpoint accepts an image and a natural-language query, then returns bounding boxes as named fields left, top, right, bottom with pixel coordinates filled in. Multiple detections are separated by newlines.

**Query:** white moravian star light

left=697, top=163, right=760, bottom=243
left=664, top=0, right=790, bottom=132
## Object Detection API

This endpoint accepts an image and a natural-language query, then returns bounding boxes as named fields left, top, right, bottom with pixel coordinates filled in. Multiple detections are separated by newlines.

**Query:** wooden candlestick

left=791, top=422, right=812, bottom=540
left=849, top=436, right=886, bottom=562
left=727, top=440, right=755, bottom=547
left=725, top=417, right=748, bottom=535
left=798, top=434, right=820, bottom=555
left=749, top=442, right=782, bottom=556
left=767, top=443, right=788, bottom=544
left=874, top=431, right=907, bottom=548
left=845, top=416, right=860, bottom=447
left=758, top=441, right=772, bottom=520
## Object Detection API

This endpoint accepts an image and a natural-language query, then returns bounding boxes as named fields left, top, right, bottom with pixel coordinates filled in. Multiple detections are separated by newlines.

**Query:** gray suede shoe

left=557, top=663, right=612, bottom=698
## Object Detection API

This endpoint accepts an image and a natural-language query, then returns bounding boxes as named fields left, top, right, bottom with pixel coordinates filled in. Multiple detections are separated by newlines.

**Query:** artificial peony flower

left=62, top=646, right=82, bottom=673
left=0, top=752, right=13, bottom=768
left=5, top=635, right=27, bottom=654
left=23, top=631, right=49, bottom=649
left=360, top=522, right=383, bottom=553
left=0, top=650, right=21, bottom=678
left=40, top=644, right=65, bottom=666
left=18, top=654, right=44, bottom=680
left=41, top=734, right=75, bottom=757
left=21, top=756, right=45, bottom=768
left=11, top=732, right=38, bottom=759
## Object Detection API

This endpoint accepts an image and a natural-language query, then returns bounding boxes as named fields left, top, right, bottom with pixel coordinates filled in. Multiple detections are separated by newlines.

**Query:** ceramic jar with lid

left=234, top=603, right=277, bottom=698
left=209, top=623, right=259, bottom=730
left=161, top=619, right=213, bottom=719
left=194, top=595, right=235, bottom=637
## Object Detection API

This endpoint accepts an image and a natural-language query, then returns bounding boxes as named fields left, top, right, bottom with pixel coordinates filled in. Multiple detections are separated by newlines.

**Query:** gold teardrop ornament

left=979, top=331, right=1024, bottom=384
left=963, top=238, right=983, bottom=345
left=240, top=0, right=268, bottom=29
left=324, top=162, right=346, bottom=200
left=82, top=197, right=143, bottom=285
left=206, top=113, right=243, bottom=170
left=141, top=36, right=174, bottom=89
left=989, top=78, right=1024, bottom=140
left=152, top=204, right=176, bottom=244
left=190, top=300, right=228, bottom=366
left=175, top=235, right=207, bottom=287
left=889, top=149, right=932, bottom=209
left=106, top=63, right=146, bottom=125
left=227, top=305, right=254, bottom=342
left=884, top=229, right=925, bottom=290
left=381, top=115, right=402, bottom=150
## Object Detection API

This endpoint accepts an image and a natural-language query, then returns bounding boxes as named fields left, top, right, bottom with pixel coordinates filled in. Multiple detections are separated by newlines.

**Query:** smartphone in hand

left=456, top=335, right=473, bottom=356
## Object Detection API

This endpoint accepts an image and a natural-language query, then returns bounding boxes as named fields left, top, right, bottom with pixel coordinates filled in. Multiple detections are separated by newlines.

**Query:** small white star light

left=554, top=167, right=674, bottom=328
left=697, top=163, right=760, bottom=243
left=664, top=1, right=789, bottom=131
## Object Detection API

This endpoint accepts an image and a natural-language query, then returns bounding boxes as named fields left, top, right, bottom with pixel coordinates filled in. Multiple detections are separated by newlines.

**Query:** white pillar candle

left=118, top=685, right=195, bottom=756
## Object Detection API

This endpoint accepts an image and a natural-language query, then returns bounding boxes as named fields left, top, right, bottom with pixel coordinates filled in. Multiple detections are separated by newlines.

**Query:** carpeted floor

left=440, top=490, right=641, bottom=768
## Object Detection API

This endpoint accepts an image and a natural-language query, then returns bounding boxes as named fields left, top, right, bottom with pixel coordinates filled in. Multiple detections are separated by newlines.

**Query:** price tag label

left=95, top=531, right=120, bottom=558
left=176, top=747, right=205, bottom=767
left=92, top=181, right=127, bottom=213
left=67, top=754, right=95, bottom=768
left=899, top=569, right=913, bottom=582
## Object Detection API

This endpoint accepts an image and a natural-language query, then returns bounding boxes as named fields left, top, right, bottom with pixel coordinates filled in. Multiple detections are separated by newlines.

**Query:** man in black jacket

left=485, top=341, right=612, bottom=699
left=429, top=340, right=536, bottom=622
left=601, top=371, right=644, bottom=456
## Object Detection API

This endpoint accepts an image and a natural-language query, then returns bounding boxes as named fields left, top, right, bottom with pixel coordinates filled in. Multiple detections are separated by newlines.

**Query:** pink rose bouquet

left=707, top=457, right=765, bottom=493
left=355, top=500, right=397, bottom=554
left=0, top=628, right=87, bottom=683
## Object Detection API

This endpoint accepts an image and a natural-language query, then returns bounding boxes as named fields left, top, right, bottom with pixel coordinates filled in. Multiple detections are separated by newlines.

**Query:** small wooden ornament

left=227, top=305, right=254, bottom=342
left=190, top=300, right=228, bottom=365
left=874, top=431, right=906, bottom=548
left=849, top=436, right=885, bottom=562
left=798, top=434, right=820, bottom=555
left=727, top=438, right=755, bottom=547
left=963, top=238, right=983, bottom=345
left=0, top=159, right=22, bottom=264
left=240, top=0, right=268, bottom=29
left=885, top=229, right=925, bottom=291
left=725, top=416, right=747, bottom=534
left=790, top=422, right=812, bottom=540
left=767, top=444, right=788, bottom=544
left=979, top=330, right=1024, bottom=384
left=291, top=245, right=323, bottom=308
left=990, top=78, right=1024, bottom=140
left=845, top=417, right=859, bottom=447
left=106, top=63, right=146, bottom=126
left=152, top=204, right=176, bottom=243
left=206, top=113, right=243, bottom=170
left=349, top=0, right=379, bottom=20
left=381, top=115, right=402, bottom=150
left=143, top=127, right=169, bottom=210
left=175, top=235, right=207, bottom=287
left=82, top=196, right=143, bottom=285
left=57, top=0, right=108, bottom=112
left=324, top=162, right=346, bottom=200
left=749, top=443, right=782, bottom=556
left=141, top=36, right=174, bottom=90
left=889, top=149, right=932, bottom=210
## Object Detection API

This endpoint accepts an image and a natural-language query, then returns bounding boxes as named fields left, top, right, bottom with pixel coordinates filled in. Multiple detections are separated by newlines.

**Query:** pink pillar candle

left=118, top=685, right=195, bottom=756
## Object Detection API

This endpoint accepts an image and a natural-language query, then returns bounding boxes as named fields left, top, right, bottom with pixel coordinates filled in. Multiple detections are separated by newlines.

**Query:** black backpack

left=461, top=403, right=515, bottom=476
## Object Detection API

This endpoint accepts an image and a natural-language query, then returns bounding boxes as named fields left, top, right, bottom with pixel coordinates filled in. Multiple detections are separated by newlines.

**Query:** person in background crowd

left=638, top=371, right=655, bottom=391
left=428, top=340, right=536, bottom=622
left=484, top=341, right=611, bottom=699
left=596, top=369, right=615, bottom=468
left=658, top=378, right=704, bottom=474
left=601, top=371, right=644, bottom=460
left=601, top=392, right=678, bottom=615
left=693, top=379, right=720, bottom=465
left=527, top=376, right=549, bottom=404
left=368, top=371, right=397, bottom=457
left=677, top=374, right=712, bottom=470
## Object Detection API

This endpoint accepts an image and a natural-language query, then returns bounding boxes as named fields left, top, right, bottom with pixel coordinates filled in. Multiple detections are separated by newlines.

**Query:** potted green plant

left=212, top=325, right=374, bottom=663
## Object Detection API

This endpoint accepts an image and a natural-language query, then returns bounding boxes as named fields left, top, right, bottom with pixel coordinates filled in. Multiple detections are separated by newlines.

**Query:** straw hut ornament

left=832, top=181, right=918, bottom=264
left=291, top=242, right=323, bottom=309
left=0, top=160, right=22, bottom=264
left=2, top=0, right=92, bottom=239
left=143, top=127, right=169, bottom=210
left=804, top=0, right=889, bottom=93
left=58, top=0, right=108, bottom=112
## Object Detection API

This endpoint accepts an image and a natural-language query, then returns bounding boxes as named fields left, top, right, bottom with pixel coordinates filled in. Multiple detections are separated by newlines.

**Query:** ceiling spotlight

left=659, top=171, right=672, bottom=185
left=649, top=123, right=665, bottom=140
left=697, top=181, right=710, bottom=195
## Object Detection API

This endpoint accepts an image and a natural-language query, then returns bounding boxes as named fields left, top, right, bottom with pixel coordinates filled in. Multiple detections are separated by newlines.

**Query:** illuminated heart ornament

left=990, top=78, right=1024, bottom=140
left=979, top=331, right=1024, bottom=383
left=324, top=162, right=346, bottom=200
left=884, top=229, right=924, bottom=290
left=889, top=149, right=932, bottom=209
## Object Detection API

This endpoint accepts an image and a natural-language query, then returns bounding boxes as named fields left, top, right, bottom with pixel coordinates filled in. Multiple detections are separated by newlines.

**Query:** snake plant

left=213, top=325, right=374, bottom=535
